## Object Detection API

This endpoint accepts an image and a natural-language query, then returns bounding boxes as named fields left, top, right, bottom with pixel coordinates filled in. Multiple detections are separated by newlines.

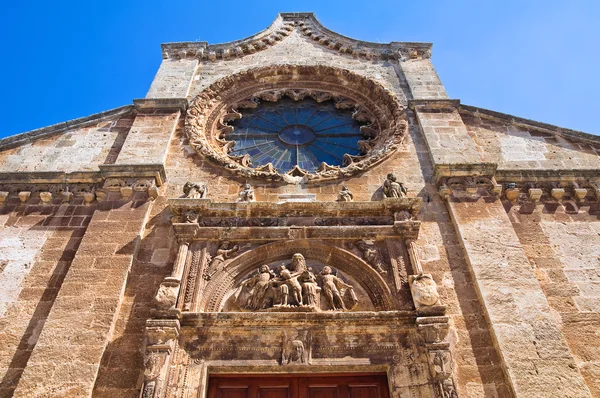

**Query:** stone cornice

left=0, top=105, right=133, bottom=151
left=161, top=13, right=432, bottom=62
left=133, top=98, right=188, bottom=113
left=409, top=99, right=461, bottom=111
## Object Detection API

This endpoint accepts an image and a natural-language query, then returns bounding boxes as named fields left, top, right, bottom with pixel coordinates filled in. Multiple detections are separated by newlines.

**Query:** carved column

left=154, top=238, right=190, bottom=310
left=141, top=319, right=180, bottom=398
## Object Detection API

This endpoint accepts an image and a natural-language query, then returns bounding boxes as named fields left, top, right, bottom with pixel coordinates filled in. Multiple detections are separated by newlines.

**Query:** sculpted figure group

left=182, top=174, right=408, bottom=205
left=235, top=253, right=358, bottom=312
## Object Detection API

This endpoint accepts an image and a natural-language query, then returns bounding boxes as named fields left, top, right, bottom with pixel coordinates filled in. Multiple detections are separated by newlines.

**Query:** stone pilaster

left=12, top=195, right=152, bottom=397
left=444, top=189, right=591, bottom=397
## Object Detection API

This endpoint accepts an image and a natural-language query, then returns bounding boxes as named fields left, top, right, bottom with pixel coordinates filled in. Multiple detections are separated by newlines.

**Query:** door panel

left=208, top=374, right=388, bottom=398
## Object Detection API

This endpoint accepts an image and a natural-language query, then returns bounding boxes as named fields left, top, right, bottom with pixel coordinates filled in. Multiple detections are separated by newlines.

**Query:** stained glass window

left=227, top=98, right=365, bottom=173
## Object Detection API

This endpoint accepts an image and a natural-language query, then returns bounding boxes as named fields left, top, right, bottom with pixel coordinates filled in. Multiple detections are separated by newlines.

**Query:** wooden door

left=207, top=374, right=389, bottom=398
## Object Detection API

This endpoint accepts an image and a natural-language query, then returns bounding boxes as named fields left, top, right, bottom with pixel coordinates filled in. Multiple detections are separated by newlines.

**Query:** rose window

left=227, top=98, right=365, bottom=173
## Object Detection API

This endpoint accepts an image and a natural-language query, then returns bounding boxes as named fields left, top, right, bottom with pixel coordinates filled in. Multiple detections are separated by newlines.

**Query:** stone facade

left=0, top=12, right=598, bottom=398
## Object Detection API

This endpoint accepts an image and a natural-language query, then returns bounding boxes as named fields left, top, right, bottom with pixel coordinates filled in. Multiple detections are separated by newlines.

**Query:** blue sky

left=1, top=0, right=599, bottom=138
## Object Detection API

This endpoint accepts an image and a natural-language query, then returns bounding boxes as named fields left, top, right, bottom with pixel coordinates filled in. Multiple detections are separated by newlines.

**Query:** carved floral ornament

left=185, top=65, right=408, bottom=184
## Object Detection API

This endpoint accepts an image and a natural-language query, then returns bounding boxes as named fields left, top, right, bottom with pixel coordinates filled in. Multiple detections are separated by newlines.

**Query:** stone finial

left=39, top=192, right=53, bottom=204
left=18, top=191, right=31, bottom=203
left=0, top=191, right=8, bottom=204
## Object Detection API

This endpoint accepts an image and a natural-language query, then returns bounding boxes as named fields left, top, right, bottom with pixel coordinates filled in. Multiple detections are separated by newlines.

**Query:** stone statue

left=355, top=240, right=387, bottom=274
left=238, top=265, right=274, bottom=310
left=183, top=181, right=208, bottom=199
left=337, top=186, right=354, bottom=202
left=382, top=173, right=407, bottom=198
left=238, top=183, right=256, bottom=202
left=204, top=242, right=240, bottom=280
left=318, top=266, right=356, bottom=311
left=298, top=268, right=320, bottom=307
left=272, top=264, right=303, bottom=306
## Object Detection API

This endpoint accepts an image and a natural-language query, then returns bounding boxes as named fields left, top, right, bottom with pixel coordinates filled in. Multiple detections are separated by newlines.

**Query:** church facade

left=0, top=13, right=599, bottom=398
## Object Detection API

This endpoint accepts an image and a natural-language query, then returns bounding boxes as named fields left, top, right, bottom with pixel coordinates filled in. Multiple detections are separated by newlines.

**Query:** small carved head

left=387, top=173, right=397, bottom=182
left=322, top=266, right=332, bottom=275
left=259, top=264, right=270, bottom=273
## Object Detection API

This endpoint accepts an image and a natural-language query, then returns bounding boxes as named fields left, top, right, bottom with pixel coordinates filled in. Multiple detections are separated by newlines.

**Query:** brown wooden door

left=208, top=374, right=389, bottom=398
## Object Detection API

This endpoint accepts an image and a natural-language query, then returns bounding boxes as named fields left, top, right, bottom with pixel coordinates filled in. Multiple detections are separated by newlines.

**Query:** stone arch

left=185, top=64, right=408, bottom=184
left=199, top=240, right=395, bottom=312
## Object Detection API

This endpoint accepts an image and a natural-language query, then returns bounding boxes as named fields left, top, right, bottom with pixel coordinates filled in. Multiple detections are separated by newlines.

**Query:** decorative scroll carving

left=183, top=181, right=208, bottom=199
left=185, top=65, right=408, bottom=184
left=234, top=253, right=357, bottom=312
left=355, top=240, right=388, bottom=274
left=383, top=173, right=407, bottom=198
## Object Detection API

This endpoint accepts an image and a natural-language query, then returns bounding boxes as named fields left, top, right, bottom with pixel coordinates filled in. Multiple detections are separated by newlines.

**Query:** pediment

left=161, top=13, right=431, bottom=62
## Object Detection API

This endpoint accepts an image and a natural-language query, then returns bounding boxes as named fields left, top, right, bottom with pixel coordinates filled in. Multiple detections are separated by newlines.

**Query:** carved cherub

left=382, top=173, right=407, bottom=198
left=337, top=186, right=354, bottom=202
left=183, top=181, right=208, bottom=199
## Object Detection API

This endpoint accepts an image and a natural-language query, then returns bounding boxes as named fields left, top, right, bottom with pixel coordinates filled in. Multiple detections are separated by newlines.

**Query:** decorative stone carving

left=18, top=191, right=31, bottom=203
left=337, top=186, right=353, bottom=202
left=0, top=191, right=8, bottom=204
left=281, top=330, right=311, bottom=365
left=355, top=240, right=388, bottom=274
left=428, top=349, right=458, bottom=398
left=154, top=282, right=179, bottom=310
left=203, top=242, right=241, bottom=280
left=234, top=254, right=357, bottom=312
left=39, top=191, right=52, bottom=204
left=237, top=183, right=256, bottom=202
left=185, top=65, right=408, bottom=184
left=82, top=191, right=95, bottom=204
left=383, top=173, right=407, bottom=198
left=409, top=273, right=440, bottom=308
left=61, top=191, right=73, bottom=203
left=183, top=181, right=208, bottom=199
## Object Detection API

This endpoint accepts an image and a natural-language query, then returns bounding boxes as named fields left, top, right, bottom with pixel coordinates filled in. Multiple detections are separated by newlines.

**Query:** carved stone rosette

left=185, top=65, right=408, bottom=184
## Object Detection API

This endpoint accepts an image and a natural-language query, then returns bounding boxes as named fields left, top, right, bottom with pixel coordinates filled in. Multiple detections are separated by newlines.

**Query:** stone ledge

left=409, top=99, right=461, bottom=111
left=433, top=163, right=498, bottom=184
left=99, top=164, right=167, bottom=186
left=133, top=98, right=188, bottom=112
left=496, top=168, right=600, bottom=182
left=0, top=170, right=102, bottom=184
left=180, top=310, right=416, bottom=327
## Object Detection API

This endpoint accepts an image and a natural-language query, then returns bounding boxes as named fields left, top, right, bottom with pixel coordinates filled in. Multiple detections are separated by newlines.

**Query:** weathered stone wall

left=461, top=110, right=600, bottom=170
left=0, top=197, right=92, bottom=397
left=509, top=204, right=600, bottom=396
left=0, top=114, right=134, bottom=173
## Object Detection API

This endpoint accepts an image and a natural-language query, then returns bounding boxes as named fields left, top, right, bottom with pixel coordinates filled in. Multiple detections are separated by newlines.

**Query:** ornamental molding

left=185, top=64, right=408, bottom=184
left=161, top=13, right=431, bottom=62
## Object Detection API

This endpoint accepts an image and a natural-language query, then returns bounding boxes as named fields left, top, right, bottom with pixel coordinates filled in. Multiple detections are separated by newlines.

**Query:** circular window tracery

left=227, top=97, right=365, bottom=173
left=185, top=65, right=408, bottom=183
